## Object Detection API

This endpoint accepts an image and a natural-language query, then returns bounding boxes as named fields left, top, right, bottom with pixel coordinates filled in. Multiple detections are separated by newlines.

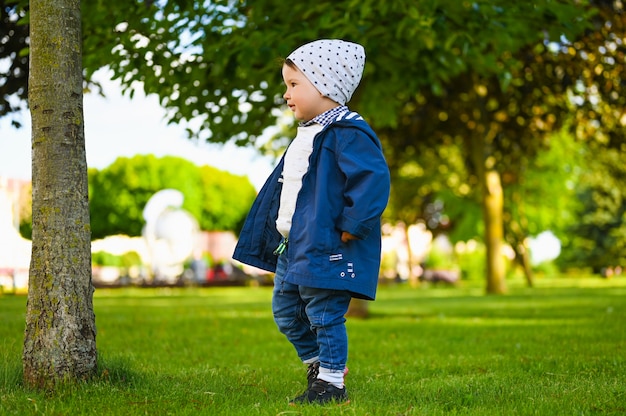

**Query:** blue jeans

left=272, top=253, right=352, bottom=372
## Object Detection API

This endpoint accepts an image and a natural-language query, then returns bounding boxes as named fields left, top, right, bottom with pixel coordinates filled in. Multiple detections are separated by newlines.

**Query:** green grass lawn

left=1, top=276, right=625, bottom=415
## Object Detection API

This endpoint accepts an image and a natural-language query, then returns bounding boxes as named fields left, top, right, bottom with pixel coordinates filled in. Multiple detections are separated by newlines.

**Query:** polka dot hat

left=286, top=39, right=366, bottom=105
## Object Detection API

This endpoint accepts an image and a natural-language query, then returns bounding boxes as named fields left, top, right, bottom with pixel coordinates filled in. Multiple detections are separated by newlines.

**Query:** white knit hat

left=286, top=39, right=366, bottom=105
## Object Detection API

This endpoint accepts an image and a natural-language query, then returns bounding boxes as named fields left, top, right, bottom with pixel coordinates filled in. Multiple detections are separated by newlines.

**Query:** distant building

left=0, top=176, right=31, bottom=292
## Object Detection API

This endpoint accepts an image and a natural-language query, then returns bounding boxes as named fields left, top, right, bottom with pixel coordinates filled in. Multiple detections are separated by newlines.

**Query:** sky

left=0, top=70, right=275, bottom=190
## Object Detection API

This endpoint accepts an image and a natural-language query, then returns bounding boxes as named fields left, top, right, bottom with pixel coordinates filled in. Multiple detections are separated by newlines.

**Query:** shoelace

left=307, top=362, right=320, bottom=382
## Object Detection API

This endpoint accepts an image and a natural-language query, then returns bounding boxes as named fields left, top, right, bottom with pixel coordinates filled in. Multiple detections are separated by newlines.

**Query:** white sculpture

left=142, top=189, right=199, bottom=283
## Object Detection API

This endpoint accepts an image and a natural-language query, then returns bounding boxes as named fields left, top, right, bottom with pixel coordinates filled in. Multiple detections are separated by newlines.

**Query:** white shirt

left=276, top=124, right=323, bottom=238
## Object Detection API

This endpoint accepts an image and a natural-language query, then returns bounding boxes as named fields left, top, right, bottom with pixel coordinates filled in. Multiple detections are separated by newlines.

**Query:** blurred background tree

left=557, top=144, right=626, bottom=274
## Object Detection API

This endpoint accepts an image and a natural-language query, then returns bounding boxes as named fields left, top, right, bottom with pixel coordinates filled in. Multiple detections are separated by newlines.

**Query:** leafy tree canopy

left=2, top=0, right=592, bottom=140
left=0, top=0, right=29, bottom=126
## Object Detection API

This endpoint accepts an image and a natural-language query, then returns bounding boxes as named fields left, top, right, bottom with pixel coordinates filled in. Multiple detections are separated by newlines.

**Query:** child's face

left=282, top=63, right=337, bottom=122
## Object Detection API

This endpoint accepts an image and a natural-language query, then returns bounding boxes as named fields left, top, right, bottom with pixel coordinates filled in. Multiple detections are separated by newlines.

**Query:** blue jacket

left=233, top=112, right=390, bottom=300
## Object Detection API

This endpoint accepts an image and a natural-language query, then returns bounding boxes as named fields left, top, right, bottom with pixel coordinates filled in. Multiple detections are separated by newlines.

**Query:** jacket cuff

left=338, top=215, right=372, bottom=240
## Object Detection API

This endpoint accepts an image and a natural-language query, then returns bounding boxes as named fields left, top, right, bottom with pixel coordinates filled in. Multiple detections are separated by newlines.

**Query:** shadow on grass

left=95, top=356, right=147, bottom=388
left=0, top=355, right=144, bottom=394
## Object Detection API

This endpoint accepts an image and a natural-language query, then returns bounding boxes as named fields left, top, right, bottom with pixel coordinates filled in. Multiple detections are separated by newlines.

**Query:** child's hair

left=283, top=58, right=297, bottom=68
left=278, top=57, right=298, bottom=69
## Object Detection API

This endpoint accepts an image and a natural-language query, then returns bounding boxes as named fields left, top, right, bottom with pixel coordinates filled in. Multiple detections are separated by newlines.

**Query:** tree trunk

left=468, top=120, right=507, bottom=295
left=482, top=170, right=507, bottom=294
left=514, top=241, right=534, bottom=287
left=346, top=298, right=369, bottom=318
left=505, top=190, right=534, bottom=288
left=404, top=224, right=420, bottom=287
left=23, top=0, right=97, bottom=389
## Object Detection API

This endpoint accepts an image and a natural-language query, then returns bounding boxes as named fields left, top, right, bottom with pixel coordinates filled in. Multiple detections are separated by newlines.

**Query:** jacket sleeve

left=335, top=127, right=390, bottom=240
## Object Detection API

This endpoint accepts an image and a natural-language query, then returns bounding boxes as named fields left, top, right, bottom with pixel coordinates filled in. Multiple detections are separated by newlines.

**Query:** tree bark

left=482, top=170, right=507, bottom=294
left=404, top=225, right=420, bottom=287
left=346, top=298, right=369, bottom=318
left=468, top=119, right=507, bottom=295
left=23, top=0, right=97, bottom=389
left=514, top=241, right=534, bottom=287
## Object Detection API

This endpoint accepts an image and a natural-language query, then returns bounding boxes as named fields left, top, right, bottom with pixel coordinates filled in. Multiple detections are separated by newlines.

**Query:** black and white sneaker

left=291, top=379, right=348, bottom=404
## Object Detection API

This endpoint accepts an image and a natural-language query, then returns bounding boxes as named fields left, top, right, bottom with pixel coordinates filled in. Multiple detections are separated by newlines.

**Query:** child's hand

left=341, top=231, right=358, bottom=243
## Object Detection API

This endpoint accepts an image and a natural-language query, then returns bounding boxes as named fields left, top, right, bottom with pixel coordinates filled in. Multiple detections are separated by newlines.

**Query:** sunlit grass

left=1, top=275, right=625, bottom=415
